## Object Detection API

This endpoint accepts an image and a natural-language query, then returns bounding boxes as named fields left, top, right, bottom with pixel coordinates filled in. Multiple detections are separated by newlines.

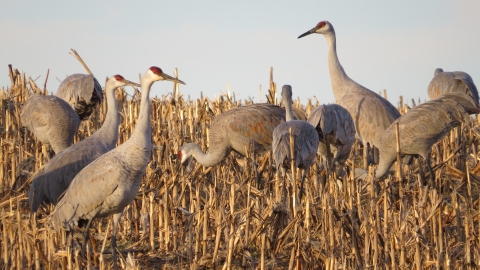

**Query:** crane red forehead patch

left=177, top=150, right=182, bottom=159
left=150, top=66, right=163, bottom=75
left=317, top=21, right=326, bottom=28
left=114, top=75, right=125, bottom=81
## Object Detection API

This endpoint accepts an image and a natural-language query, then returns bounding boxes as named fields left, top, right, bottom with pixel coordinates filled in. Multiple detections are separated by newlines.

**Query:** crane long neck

left=325, top=30, right=350, bottom=102
left=187, top=143, right=231, bottom=167
left=284, top=97, right=295, bottom=121
left=94, top=85, right=120, bottom=147
left=124, top=77, right=152, bottom=155
left=375, top=155, right=395, bottom=179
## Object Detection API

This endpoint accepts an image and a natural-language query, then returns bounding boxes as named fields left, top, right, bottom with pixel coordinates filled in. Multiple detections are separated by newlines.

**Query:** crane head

left=177, top=150, right=183, bottom=163
left=281, top=85, right=293, bottom=100
left=110, top=75, right=141, bottom=87
left=177, top=143, right=202, bottom=164
left=177, top=145, right=196, bottom=173
left=177, top=145, right=192, bottom=164
left=147, top=66, right=186, bottom=85
left=298, top=21, right=332, bottom=39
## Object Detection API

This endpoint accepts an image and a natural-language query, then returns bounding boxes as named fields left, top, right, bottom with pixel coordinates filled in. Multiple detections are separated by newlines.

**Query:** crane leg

left=299, top=169, right=307, bottom=202
left=112, top=212, right=123, bottom=270
left=253, top=150, right=260, bottom=187
left=416, top=156, right=426, bottom=185
left=425, top=157, right=435, bottom=188
left=80, top=218, right=94, bottom=257
left=325, top=138, right=333, bottom=178
left=373, top=147, right=379, bottom=164
left=66, top=229, right=74, bottom=269
left=362, top=144, right=367, bottom=169
left=281, top=168, right=287, bottom=205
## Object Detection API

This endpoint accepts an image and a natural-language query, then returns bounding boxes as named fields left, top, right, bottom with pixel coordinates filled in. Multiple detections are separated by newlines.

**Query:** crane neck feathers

left=181, top=143, right=230, bottom=167
left=121, top=73, right=154, bottom=155
left=94, top=83, right=120, bottom=145
left=324, top=29, right=354, bottom=102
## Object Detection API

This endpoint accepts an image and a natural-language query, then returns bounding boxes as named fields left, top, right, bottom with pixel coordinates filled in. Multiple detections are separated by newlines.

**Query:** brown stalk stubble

left=1, top=67, right=480, bottom=269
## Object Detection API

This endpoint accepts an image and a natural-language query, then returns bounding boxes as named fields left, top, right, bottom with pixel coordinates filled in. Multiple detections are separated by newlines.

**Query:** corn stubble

left=1, top=66, right=480, bottom=269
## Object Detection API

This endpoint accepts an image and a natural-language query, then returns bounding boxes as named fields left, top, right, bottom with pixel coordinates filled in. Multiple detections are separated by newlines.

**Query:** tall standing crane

left=29, top=75, right=139, bottom=212
left=52, top=67, right=185, bottom=269
left=298, top=21, right=401, bottom=165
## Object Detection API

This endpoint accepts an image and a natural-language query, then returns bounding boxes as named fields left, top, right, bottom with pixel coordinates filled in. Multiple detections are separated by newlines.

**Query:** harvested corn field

left=1, top=66, right=480, bottom=269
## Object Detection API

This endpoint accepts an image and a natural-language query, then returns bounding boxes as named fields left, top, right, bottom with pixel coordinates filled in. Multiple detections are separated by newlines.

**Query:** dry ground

left=1, top=66, right=480, bottom=269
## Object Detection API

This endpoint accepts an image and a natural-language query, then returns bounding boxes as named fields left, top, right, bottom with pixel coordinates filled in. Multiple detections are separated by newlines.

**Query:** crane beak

left=162, top=73, right=186, bottom=85
left=184, top=157, right=196, bottom=173
left=298, top=28, right=315, bottom=39
left=123, top=79, right=141, bottom=87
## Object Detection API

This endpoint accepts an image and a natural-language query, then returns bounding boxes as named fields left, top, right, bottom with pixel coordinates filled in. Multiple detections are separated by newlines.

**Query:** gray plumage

left=273, top=85, right=319, bottom=200
left=57, top=73, right=103, bottom=120
left=52, top=67, right=185, bottom=269
left=29, top=75, right=139, bottom=212
left=376, top=93, right=473, bottom=180
left=298, top=21, right=401, bottom=150
left=307, top=104, right=355, bottom=176
left=21, top=94, right=80, bottom=154
left=428, top=68, right=479, bottom=113
left=178, top=103, right=306, bottom=167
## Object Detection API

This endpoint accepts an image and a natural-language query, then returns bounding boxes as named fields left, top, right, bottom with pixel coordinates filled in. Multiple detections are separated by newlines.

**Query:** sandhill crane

left=298, top=21, right=401, bottom=164
left=57, top=73, right=104, bottom=120
left=428, top=68, right=479, bottom=113
left=376, top=93, right=473, bottom=182
left=307, top=104, right=355, bottom=177
left=29, top=75, right=140, bottom=212
left=21, top=95, right=80, bottom=154
left=273, top=85, right=318, bottom=200
left=52, top=67, right=185, bottom=269
left=178, top=104, right=306, bottom=167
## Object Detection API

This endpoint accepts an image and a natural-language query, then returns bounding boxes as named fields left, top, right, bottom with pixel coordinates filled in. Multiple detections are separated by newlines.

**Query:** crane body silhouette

left=273, top=85, right=318, bottom=201
left=307, top=103, right=355, bottom=177
left=52, top=67, right=185, bottom=269
left=178, top=104, right=306, bottom=167
left=298, top=21, right=400, bottom=164
left=428, top=68, right=479, bottom=113
left=21, top=94, right=80, bottom=154
left=29, top=75, right=139, bottom=212
left=57, top=73, right=104, bottom=120
left=376, top=93, right=474, bottom=181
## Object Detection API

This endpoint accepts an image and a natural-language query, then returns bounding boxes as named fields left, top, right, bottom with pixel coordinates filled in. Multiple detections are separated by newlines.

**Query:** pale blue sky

left=2, top=1, right=479, bottom=106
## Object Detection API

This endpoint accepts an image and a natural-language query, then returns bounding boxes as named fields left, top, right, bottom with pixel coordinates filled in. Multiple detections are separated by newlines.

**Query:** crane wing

left=453, top=72, right=479, bottom=104
left=53, top=157, right=122, bottom=229
left=29, top=136, right=109, bottom=211
left=340, top=93, right=399, bottom=148
left=272, top=121, right=319, bottom=169
left=57, top=74, right=95, bottom=106
left=428, top=71, right=479, bottom=105
left=20, top=95, right=49, bottom=131
left=307, top=105, right=333, bottom=140
left=57, top=74, right=103, bottom=119
left=211, top=104, right=286, bottom=154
